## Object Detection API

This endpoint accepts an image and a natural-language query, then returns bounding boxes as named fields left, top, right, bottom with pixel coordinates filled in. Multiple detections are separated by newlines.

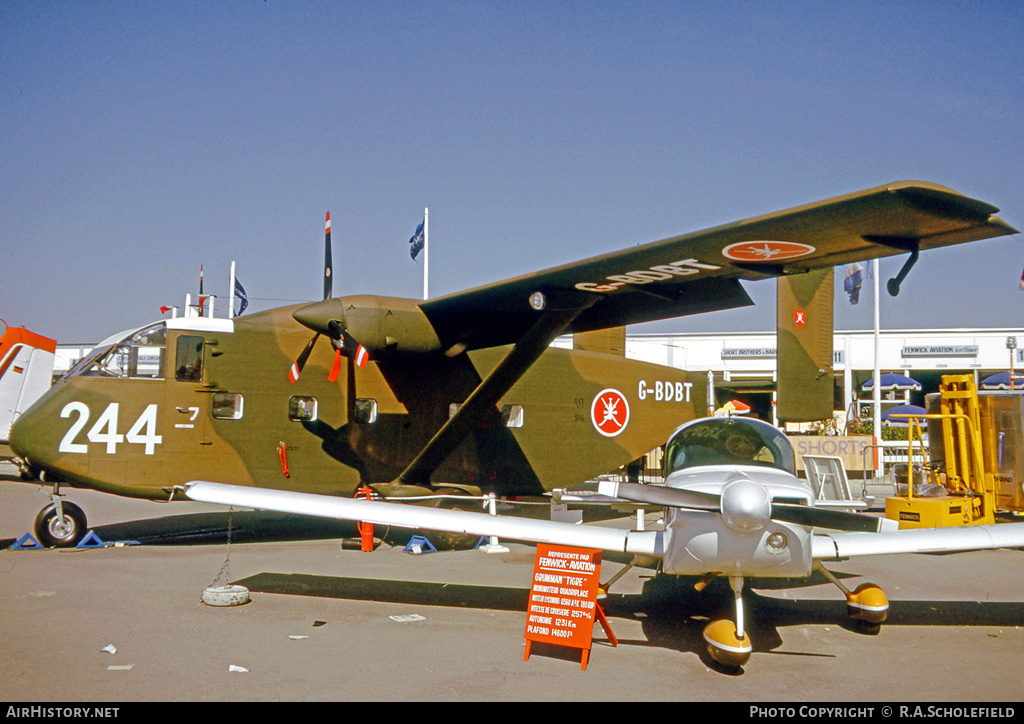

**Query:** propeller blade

left=323, top=211, right=333, bottom=300
left=328, top=347, right=342, bottom=382
left=600, top=481, right=720, bottom=510
left=289, top=333, right=320, bottom=384
left=289, top=212, right=337, bottom=383
left=353, top=343, right=369, bottom=369
left=770, top=504, right=896, bottom=533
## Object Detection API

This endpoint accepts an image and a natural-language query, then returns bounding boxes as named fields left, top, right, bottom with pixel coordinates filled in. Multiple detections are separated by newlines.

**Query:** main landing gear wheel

left=428, top=488, right=480, bottom=549
left=816, top=564, right=889, bottom=626
left=845, top=583, right=889, bottom=625
left=33, top=501, right=87, bottom=548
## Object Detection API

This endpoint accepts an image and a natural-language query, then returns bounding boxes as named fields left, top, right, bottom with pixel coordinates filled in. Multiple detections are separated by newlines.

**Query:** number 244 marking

left=59, top=402, right=163, bottom=455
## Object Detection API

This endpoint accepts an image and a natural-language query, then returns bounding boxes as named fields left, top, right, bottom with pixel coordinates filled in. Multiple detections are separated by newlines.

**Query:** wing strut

left=862, top=235, right=920, bottom=297
left=397, top=296, right=596, bottom=486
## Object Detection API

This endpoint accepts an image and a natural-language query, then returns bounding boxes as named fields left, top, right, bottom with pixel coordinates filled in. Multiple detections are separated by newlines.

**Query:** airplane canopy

left=663, top=417, right=796, bottom=476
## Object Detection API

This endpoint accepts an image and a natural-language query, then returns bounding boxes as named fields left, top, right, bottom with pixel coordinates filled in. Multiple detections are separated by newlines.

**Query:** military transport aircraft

left=8, top=180, right=1017, bottom=561
left=185, top=415, right=1024, bottom=668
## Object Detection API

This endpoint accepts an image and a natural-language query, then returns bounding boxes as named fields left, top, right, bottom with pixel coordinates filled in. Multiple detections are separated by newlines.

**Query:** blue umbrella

left=863, top=373, right=921, bottom=391
left=881, top=404, right=927, bottom=423
left=981, top=371, right=1024, bottom=390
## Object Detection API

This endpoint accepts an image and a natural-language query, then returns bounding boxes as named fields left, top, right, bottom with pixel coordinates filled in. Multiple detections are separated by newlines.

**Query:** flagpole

left=423, top=207, right=429, bottom=300
left=229, top=261, right=236, bottom=319
left=872, top=258, right=882, bottom=479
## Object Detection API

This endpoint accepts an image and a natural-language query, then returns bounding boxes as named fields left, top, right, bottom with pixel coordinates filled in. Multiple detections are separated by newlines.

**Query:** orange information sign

left=523, top=544, right=614, bottom=670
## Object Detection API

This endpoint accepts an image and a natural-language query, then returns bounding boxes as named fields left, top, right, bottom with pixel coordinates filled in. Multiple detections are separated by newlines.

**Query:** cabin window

left=289, top=396, right=318, bottom=422
left=354, top=398, right=377, bottom=424
left=212, top=392, right=244, bottom=420
left=501, top=404, right=524, bottom=428
left=175, top=336, right=204, bottom=382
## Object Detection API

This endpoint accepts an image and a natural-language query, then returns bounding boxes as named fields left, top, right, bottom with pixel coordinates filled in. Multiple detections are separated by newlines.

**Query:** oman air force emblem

left=591, top=388, right=630, bottom=437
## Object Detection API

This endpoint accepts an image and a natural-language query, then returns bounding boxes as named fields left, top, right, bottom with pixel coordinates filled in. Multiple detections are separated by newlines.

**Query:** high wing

left=419, top=181, right=1016, bottom=352
left=185, top=480, right=1024, bottom=562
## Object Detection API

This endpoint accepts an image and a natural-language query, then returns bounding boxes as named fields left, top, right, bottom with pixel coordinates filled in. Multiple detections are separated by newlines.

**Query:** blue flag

left=409, top=221, right=425, bottom=261
left=234, top=277, right=248, bottom=316
left=843, top=263, right=865, bottom=305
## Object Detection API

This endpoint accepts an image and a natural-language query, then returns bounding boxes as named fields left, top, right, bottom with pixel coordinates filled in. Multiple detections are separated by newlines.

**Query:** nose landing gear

left=33, top=481, right=88, bottom=548
left=702, top=575, right=753, bottom=668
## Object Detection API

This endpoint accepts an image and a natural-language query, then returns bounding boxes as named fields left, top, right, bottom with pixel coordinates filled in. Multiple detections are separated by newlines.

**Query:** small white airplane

left=185, top=415, right=1024, bottom=669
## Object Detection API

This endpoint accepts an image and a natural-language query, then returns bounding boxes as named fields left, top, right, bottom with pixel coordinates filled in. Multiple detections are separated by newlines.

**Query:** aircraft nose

left=719, top=478, right=772, bottom=534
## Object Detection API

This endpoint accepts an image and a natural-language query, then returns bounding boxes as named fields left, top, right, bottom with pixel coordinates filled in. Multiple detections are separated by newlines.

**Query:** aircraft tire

left=702, top=619, right=752, bottom=669
left=428, top=488, right=480, bottom=549
left=33, top=502, right=88, bottom=548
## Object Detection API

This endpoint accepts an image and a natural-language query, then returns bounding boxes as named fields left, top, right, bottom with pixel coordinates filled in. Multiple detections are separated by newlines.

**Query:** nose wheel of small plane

left=702, top=576, right=753, bottom=668
left=33, top=501, right=88, bottom=548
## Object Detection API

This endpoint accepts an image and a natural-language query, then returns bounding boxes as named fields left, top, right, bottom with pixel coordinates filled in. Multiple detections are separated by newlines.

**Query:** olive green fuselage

left=11, top=302, right=704, bottom=500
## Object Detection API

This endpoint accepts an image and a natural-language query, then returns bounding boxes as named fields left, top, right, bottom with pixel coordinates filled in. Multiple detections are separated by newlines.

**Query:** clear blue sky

left=2, top=1, right=1022, bottom=344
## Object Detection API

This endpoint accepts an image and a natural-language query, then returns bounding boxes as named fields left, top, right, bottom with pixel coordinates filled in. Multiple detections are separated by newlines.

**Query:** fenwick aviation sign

left=524, top=544, right=613, bottom=670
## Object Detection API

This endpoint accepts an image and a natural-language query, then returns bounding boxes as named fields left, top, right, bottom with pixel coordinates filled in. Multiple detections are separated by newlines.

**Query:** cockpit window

left=65, top=323, right=167, bottom=380
left=663, top=417, right=795, bottom=476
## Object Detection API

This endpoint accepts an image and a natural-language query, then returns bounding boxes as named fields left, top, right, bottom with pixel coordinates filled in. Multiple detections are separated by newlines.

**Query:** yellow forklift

left=884, top=375, right=1001, bottom=528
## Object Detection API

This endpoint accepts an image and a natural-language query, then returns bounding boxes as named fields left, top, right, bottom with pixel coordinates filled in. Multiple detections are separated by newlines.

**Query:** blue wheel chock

left=403, top=535, right=437, bottom=554
left=11, top=533, right=45, bottom=550
left=76, top=530, right=107, bottom=549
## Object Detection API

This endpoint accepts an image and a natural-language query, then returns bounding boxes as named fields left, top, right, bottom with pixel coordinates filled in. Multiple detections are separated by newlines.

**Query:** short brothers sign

left=524, top=544, right=610, bottom=669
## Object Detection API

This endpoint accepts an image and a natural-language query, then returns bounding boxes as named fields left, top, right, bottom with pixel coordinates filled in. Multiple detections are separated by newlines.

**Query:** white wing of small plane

left=812, top=524, right=1024, bottom=559
left=184, top=480, right=1024, bottom=563
left=185, top=477, right=1024, bottom=669
left=184, top=480, right=665, bottom=557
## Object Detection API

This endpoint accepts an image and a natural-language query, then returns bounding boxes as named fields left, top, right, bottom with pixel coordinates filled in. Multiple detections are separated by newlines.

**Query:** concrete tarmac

left=2, top=464, right=1024, bottom=702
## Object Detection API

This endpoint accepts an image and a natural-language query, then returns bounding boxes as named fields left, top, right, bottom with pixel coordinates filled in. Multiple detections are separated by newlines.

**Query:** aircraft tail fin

left=0, top=325, right=56, bottom=443
left=573, top=326, right=626, bottom=356
left=776, top=270, right=834, bottom=422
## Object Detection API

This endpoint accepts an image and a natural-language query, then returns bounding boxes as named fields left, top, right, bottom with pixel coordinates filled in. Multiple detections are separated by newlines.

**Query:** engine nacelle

left=293, top=295, right=442, bottom=356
